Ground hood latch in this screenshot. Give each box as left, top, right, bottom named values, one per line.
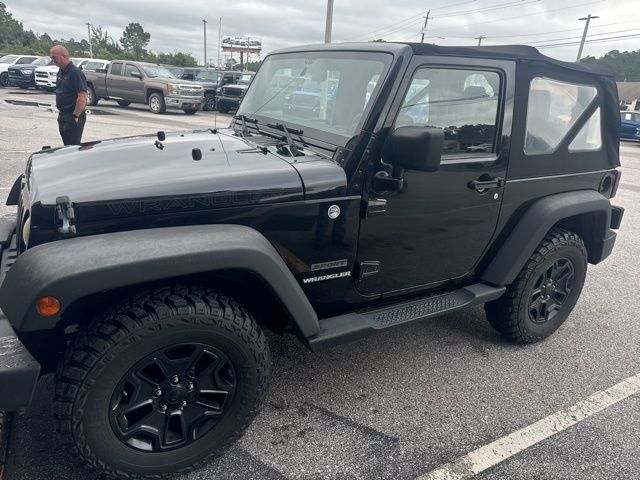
left=56, top=196, right=76, bottom=235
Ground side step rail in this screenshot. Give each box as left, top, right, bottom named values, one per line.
left=308, top=283, right=505, bottom=350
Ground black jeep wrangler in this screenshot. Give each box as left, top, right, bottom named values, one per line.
left=0, top=42, right=623, bottom=479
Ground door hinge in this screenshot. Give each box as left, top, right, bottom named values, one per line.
left=56, top=196, right=77, bottom=235
left=361, top=198, right=387, bottom=218
left=356, top=261, right=380, bottom=279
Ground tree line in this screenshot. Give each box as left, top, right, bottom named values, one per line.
left=0, top=2, right=245, bottom=68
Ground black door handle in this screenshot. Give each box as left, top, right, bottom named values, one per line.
left=468, top=176, right=505, bottom=192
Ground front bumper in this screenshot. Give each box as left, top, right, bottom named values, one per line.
left=0, top=218, right=40, bottom=411
left=217, top=96, right=241, bottom=110
left=8, top=73, right=34, bottom=88
left=165, top=96, right=203, bottom=110
left=35, top=75, right=56, bottom=88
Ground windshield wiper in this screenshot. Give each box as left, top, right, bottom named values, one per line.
left=266, top=123, right=303, bottom=157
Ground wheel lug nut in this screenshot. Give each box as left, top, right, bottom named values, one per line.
left=187, top=382, right=194, bottom=391
left=181, top=400, right=187, bottom=408
left=171, top=375, right=180, bottom=384
left=160, top=404, right=167, bottom=412
left=155, top=388, right=163, bottom=397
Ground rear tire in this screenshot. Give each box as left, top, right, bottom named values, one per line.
left=0, top=72, right=8, bottom=87
left=54, top=285, right=271, bottom=480
left=86, top=85, right=99, bottom=106
left=117, top=100, right=131, bottom=107
left=183, top=108, right=198, bottom=115
left=148, top=93, right=166, bottom=114
left=485, top=227, right=587, bottom=343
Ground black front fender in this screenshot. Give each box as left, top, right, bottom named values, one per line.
left=0, top=225, right=320, bottom=336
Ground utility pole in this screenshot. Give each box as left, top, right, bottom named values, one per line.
left=202, top=19, right=208, bottom=67
left=325, top=0, right=334, bottom=43
left=218, top=17, right=222, bottom=67
left=420, top=11, right=431, bottom=43
left=86, top=22, right=93, bottom=58
left=577, top=14, right=599, bottom=62
left=475, top=35, right=486, bottom=46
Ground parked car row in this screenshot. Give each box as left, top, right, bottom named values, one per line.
left=620, top=110, right=640, bottom=142
left=1, top=52, right=255, bottom=115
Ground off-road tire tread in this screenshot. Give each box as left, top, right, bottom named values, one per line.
left=54, top=285, right=271, bottom=480
left=485, top=227, right=587, bottom=344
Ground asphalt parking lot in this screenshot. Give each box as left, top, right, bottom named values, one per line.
left=1, top=86, right=639, bottom=480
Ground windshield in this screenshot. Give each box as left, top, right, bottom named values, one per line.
left=33, top=56, right=51, bottom=66
left=196, top=70, right=222, bottom=82
left=0, top=55, right=18, bottom=64
left=143, top=66, right=176, bottom=78
left=239, top=51, right=390, bottom=140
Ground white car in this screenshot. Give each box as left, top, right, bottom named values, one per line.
left=34, top=57, right=107, bottom=90
left=0, top=54, right=39, bottom=87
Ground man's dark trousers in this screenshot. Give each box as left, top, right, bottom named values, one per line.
left=57, top=112, right=86, bottom=145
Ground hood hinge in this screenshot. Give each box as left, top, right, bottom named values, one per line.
left=56, top=196, right=77, bottom=235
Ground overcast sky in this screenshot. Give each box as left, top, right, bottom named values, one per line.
left=5, top=0, right=639, bottom=64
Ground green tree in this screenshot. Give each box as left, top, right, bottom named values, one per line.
left=156, top=51, right=197, bottom=66
left=119, top=22, right=150, bottom=60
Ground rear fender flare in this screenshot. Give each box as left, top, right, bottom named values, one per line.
left=481, top=190, right=612, bottom=286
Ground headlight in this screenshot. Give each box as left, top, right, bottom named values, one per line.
left=21, top=69, right=32, bottom=75
left=168, top=84, right=180, bottom=95
left=22, top=215, right=31, bottom=248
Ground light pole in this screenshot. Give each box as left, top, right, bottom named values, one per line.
left=202, top=19, right=208, bottom=67
left=218, top=17, right=222, bottom=67
left=325, top=0, right=334, bottom=43
left=475, top=35, right=486, bottom=46
left=577, top=14, right=599, bottom=62
left=86, top=22, right=93, bottom=58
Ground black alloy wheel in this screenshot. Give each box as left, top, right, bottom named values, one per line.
left=485, top=228, right=587, bottom=343
left=204, top=93, right=216, bottom=111
left=54, top=286, right=271, bottom=480
left=528, top=258, right=574, bottom=324
left=109, top=343, right=236, bottom=452
left=0, top=72, right=8, bottom=87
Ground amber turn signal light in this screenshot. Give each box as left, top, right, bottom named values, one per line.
left=36, top=296, right=61, bottom=316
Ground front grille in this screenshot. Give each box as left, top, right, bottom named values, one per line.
left=178, top=85, right=203, bottom=98
left=222, top=88, right=243, bottom=97
left=35, top=72, right=48, bottom=78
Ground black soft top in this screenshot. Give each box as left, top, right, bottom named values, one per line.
left=271, top=42, right=614, bottom=78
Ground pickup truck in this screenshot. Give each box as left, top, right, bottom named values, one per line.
left=83, top=61, right=204, bottom=114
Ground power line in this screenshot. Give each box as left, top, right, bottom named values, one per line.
left=435, top=0, right=541, bottom=19
left=536, top=33, right=640, bottom=49
left=527, top=28, right=639, bottom=45
left=471, top=17, right=640, bottom=39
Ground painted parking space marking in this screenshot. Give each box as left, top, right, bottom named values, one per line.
left=417, top=372, right=640, bottom=480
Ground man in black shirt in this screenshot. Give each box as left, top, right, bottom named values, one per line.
left=50, top=45, right=88, bottom=145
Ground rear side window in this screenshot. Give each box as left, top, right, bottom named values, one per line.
left=395, top=67, right=501, bottom=155
left=111, top=62, right=123, bottom=76
left=524, top=77, right=598, bottom=155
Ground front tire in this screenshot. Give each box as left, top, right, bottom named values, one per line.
left=485, top=228, right=587, bottom=343
left=0, top=72, right=9, bottom=87
left=54, top=286, right=271, bottom=480
left=203, top=93, right=216, bottom=111
left=86, top=85, right=99, bottom=106
left=148, top=93, right=166, bottom=114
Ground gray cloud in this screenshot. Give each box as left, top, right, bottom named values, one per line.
left=5, top=0, right=637, bottom=64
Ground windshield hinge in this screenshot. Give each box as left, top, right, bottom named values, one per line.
left=56, top=196, right=77, bottom=235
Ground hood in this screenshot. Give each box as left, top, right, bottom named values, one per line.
left=8, top=64, right=38, bottom=72
left=28, top=130, right=305, bottom=221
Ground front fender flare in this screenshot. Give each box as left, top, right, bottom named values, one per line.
left=0, top=225, right=319, bottom=336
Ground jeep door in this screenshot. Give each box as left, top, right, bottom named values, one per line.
left=356, top=57, right=514, bottom=296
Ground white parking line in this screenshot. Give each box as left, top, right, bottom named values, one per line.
left=417, top=373, right=640, bottom=480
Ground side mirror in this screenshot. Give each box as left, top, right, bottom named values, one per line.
left=131, top=71, right=142, bottom=79
left=382, top=126, right=444, bottom=172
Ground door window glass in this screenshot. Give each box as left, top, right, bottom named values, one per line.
left=395, top=67, right=501, bottom=155
left=524, top=77, right=597, bottom=155
left=111, top=62, right=123, bottom=75
left=124, top=64, right=141, bottom=77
